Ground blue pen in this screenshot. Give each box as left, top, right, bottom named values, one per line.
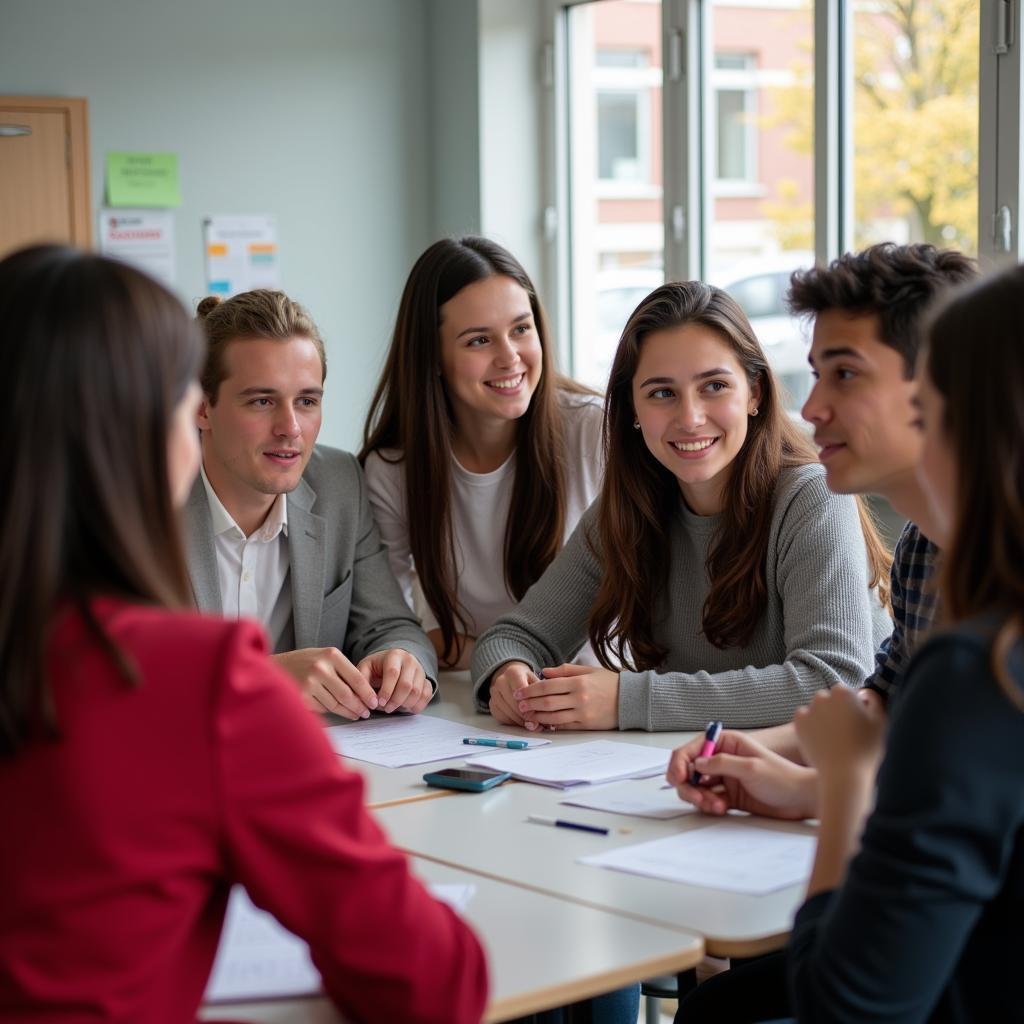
left=463, top=737, right=529, bottom=750
left=689, top=720, right=724, bottom=786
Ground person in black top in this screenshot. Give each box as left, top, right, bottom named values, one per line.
left=787, top=264, right=1024, bottom=1022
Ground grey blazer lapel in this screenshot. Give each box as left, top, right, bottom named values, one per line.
left=287, top=477, right=326, bottom=650
left=182, top=478, right=222, bottom=613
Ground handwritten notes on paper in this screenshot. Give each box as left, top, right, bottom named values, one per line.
left=325, top=715, right=548, bottom=768
left=464, top=740, right=670, bottom=789
left=579, top=822, right=816, bottom=895
left=106, top=152, right=181, bottom=207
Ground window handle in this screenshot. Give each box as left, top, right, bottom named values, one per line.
left=994, top=205, right=1013, bottom=252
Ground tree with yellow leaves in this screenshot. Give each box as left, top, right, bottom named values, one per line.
left=761, top=0, right=978, bottom=253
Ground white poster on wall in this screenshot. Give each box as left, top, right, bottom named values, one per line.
left=98, top=209, right=176, bottom=287
left=203, top=214, right=279, bottom=297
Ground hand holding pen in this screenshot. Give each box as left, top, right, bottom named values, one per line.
left=666, top=727, right=819, bottom=820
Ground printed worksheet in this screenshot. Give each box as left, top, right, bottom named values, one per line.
left=326, top=715, right=548, bottom=768
left=579, top=822, right=816, bottom=894
left=204, top=888, right=320, bottom=1003
left=465, top=740, right=670, bottom=788
left=205, top=883, right=477, bottom=1003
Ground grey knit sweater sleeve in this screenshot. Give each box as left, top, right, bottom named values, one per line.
left=472, top=466, right=891, bottom=728
left=618, top=469, right=891, bottom=730
left=470, top=503, right=602, bottom=711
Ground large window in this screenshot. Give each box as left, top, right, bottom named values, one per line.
left=714, top=53, right=758, bottom=186
left=564, top=0, right=664, bottom=390
left=547, top=0, right=993, bottom=411
left=852, top=0, right=979, bottom=253
left=708, top=0, right=815, bottom=409
left=596, top=47, right=654, bottom=185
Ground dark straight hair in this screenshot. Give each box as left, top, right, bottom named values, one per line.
left=588, top=281, right=890, bottom=669
left=787, top=243, right=977, bottom=375
left=0, top=246, right=203, bottom=756
left=360, top=236, right=592, bottom=665
left=925, top=265, right=1024, bottom=706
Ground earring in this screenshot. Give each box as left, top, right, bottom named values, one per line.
left=633, top=420, right=641, bottom=430
left=750, top=407, right=759, bottom=417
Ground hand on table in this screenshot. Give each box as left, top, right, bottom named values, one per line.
left=514, top=664, right=620, bottom=731
left=357, top=648, right=433, bottom=714
left=666, top=730, right=818, bottom=820
left=273, top=647, right=379, bottom=720
left=488, top=662, right=534, bottom=726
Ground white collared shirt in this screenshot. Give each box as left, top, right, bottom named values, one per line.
left=200, top=465, right=292, bottom=645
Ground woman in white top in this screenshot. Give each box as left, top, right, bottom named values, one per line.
left=360, top=236, right=603, bottom=670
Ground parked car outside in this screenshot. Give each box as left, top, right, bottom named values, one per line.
left=584, top=253, right=814, bottom=413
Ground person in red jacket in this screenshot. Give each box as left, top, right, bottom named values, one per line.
left=0, top=244, right=489, bottom=1024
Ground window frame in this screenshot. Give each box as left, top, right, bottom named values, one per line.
left=541, top=0, right=1016, bottom=371
left=712, top=52, right=761, bottom=191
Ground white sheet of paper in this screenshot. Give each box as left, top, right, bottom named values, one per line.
left=579, top=822, right=816, bottom=895
left=429, top=883, right=477, bottom=913
left=204, top=881, right=477, bottom=1004
left=464, top=740, right=670, bottom=789
left=325, top=715, right=549, bottom=768
left=560, top=780, right=697, bottom=819
left=205, top=888, right=320, bottom=1003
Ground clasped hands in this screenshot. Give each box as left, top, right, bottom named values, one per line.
left=488, top=661, right=620, bottom=731
left=666, top=685, right=887, bottom=820
left=273, top=646, right=432, bottom=720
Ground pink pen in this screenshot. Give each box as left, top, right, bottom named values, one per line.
left=689, top=720, right=724, bottom=786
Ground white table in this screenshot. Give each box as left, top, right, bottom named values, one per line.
left=331, top=672, right=701, bottom=808
left=201, top=857, right=704, bottom=1023
left=203, top=668, right=812, bottom=1024
left=374, top=774, right=815, bottom=958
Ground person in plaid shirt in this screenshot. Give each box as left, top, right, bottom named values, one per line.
left=664, top=244, right=974, bottom=1024
left=863, top=520, right=938, bottom=703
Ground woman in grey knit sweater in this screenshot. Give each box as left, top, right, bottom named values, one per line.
left=470, top=281, right=892, bottom=732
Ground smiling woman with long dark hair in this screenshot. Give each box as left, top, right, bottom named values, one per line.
left=361, top=236, right=603, bottom=671
left=472, top=280, right=891, bottom=731
left=0, top=245, right=487, bottom=1023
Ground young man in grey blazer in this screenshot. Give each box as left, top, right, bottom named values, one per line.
left=183, top=290, right=437, bottom=719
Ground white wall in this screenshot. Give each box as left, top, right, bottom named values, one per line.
left=427, top=0, right=550, bottom=295
left=1, top=0, right=432, bottom=449
left=428, top=0, right=483, bottom=238
left=478, top=0, right=547, bottom=292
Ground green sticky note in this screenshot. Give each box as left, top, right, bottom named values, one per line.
left=106, top=152, right=181, bottom=208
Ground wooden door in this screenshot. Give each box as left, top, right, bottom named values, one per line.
left=0, top=97, right=91, bottom=258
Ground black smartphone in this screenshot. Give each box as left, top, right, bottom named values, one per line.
left=422, top=768, right=513, bottom=792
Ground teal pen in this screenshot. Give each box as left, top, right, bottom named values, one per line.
left=463, top=737, right=529, bottom=750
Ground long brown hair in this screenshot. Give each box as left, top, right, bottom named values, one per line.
left=0, top=246, right=203, bottom=756
left=360, top=236, right=591, bottom=664
left=925, top=266, right=1024, bottom=706
left=588, top=281, right=890, bottom=670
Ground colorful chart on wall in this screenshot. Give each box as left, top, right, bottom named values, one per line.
left=203, top=214, right=280, bottom=297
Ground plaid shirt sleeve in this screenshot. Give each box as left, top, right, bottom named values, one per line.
left=864, top=520, right=938, bottom=703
